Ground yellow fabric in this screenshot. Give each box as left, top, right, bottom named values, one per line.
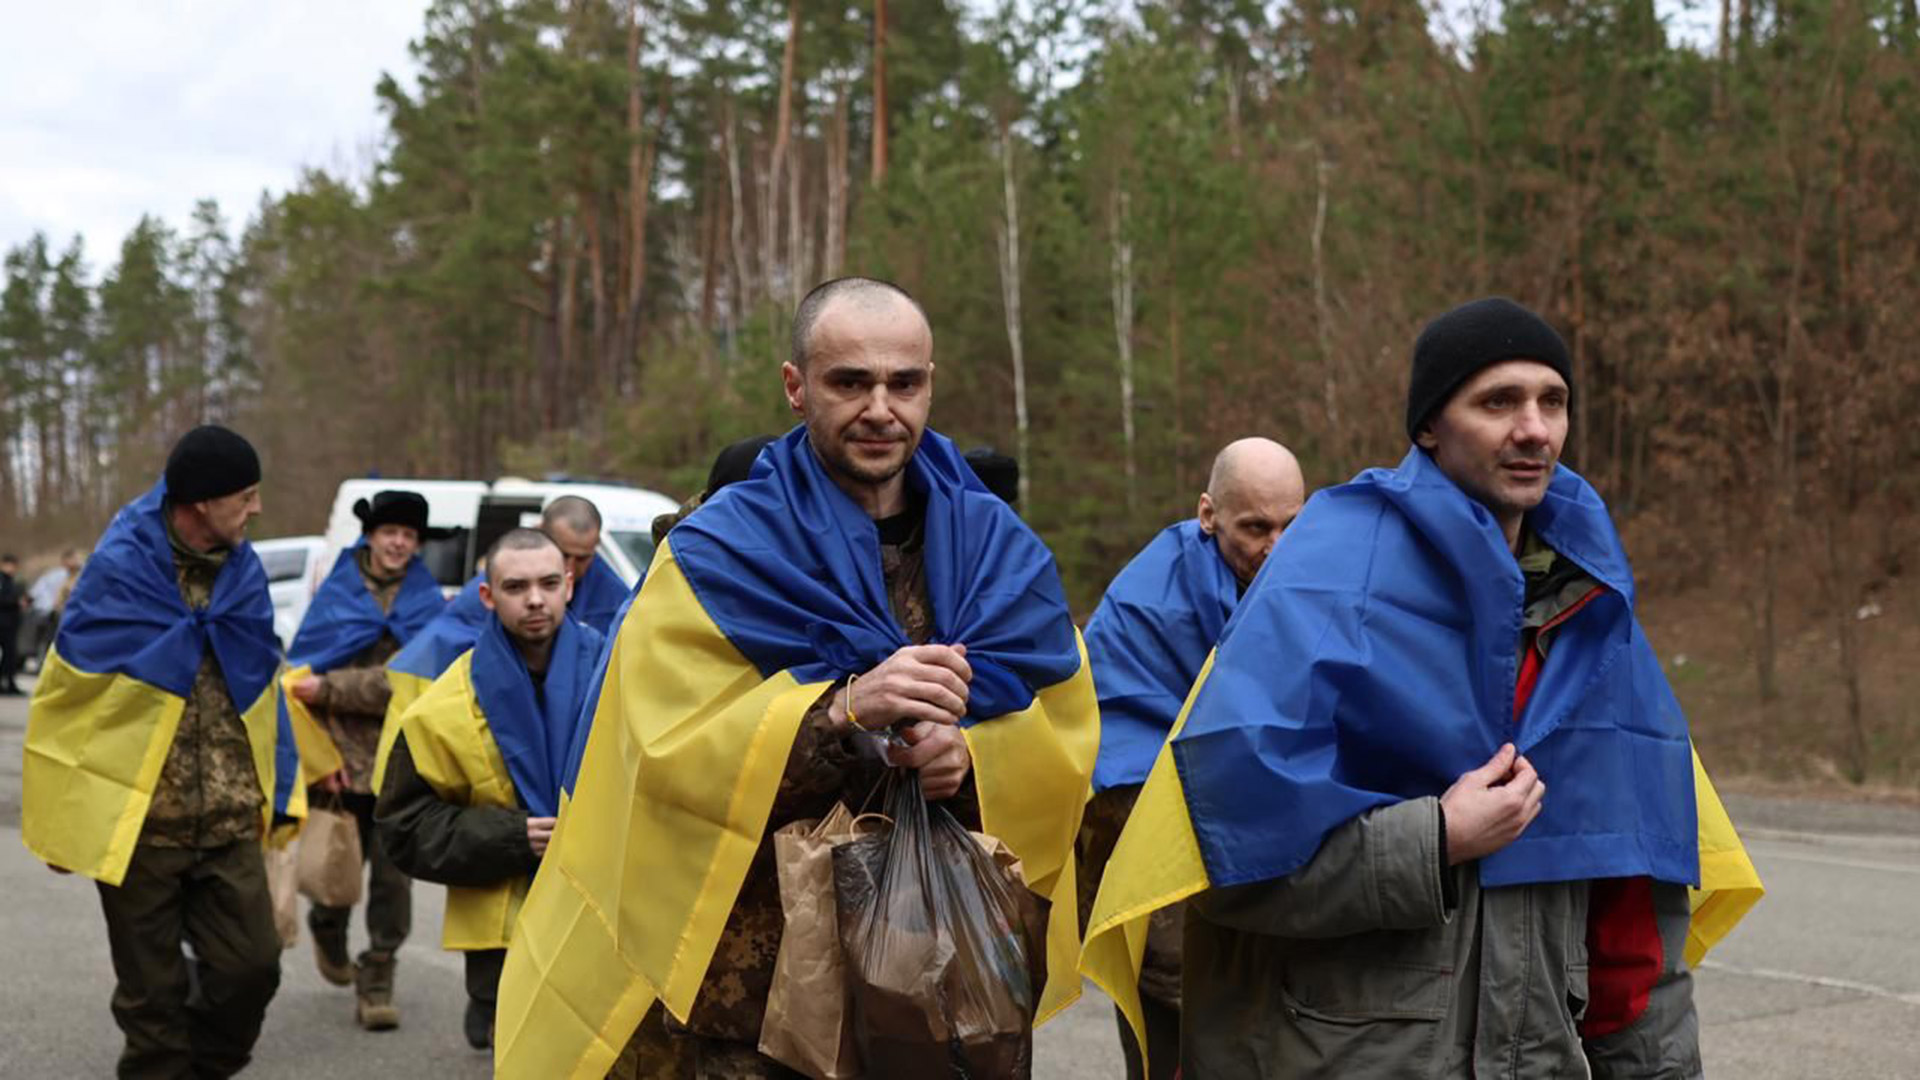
left=22, top=646, right=280, bottom=885
left=280, top=665, right=344, bottom=783
left=399, top=652, right=530, bottom=951
left=1686, top=746, right=1765, bottom=967
left=1081, top=651, right=1765, bottom=1066
left=372, top=667, right=435, bottom=794
left=493, top=539, right=1100, bottom=1079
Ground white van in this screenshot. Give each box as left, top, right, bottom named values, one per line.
left=319, top=478, right=681, bottom=591
left=252, top=535, right=329, bottom=649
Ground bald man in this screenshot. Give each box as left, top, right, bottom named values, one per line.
left=1078, top=437, right=1307, bottom=1080
left=540, top=496, right=627, bottom=635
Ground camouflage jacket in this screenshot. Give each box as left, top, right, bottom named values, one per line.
left=679, top=505, right=982, bottom=1046
left=142, top=520, right=265, bottom=849
left=308, top=548, right=404, bottom=794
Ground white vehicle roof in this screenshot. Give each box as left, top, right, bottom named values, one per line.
left=321, top=477, right=681, bottom=588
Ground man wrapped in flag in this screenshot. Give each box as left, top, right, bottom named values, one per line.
left=22, top=425, right=286, bottom=1079
left=1078, top=436, right=1304, bottom=1080
left=371, top=572, right=489, bottom=793
left=541, top=495, right=629, bottom=636
left=375, top=528, right=604, bottom=1052
left=1083, top=298, right=1763, bottom=1079
left=280, top=489, right=447, bottom=1028
left=496, top=277, right=1099, bottom=1078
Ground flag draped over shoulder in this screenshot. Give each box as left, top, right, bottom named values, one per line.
left=467, top=614, right=603, bottom=818
left=1082, top=449, right=1763, bottom=1047
left=495, top=427, right=1099, bottom=1080
left=22, top=481, right=282, bottom=884
left=372, top=574, right=489, bottom=791
left=1083, top=520, right=1238, bottom=793
left=557, top=585, right=640, bottom=799
left=567, top=555, right=628, bottom=637
left=279, top=543, right=445, bottom=785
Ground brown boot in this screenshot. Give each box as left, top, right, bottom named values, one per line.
left=354, top=950, right=400, bottom=1031
left=312, top=926, right=354, bottom=987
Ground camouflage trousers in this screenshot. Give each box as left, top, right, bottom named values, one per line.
left=608, top=1009, right=809, bottom=1080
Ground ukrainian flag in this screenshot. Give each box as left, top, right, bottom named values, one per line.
left=372, top=574, right=490, bottom=791
left=1081, top=451, right=1764, bottom=1054
left=22, top=481, right=285, bottom=883
left=494, top=428, right=1099, bottom=1078
left=567, top=555, right=628, bottom=637
left=279, top=541, right=446, bottom=789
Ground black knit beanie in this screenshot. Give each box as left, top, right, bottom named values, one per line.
left=1405, top=297, right=1572, bottom=442
left=164, top=425, right=261, bottom=503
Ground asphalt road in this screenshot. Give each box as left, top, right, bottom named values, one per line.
left=2, top=679, right=1916, bottom=1078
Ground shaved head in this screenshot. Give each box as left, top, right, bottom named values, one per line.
left=1199, top=438, right=1308, bottom=587
left=791, top=277, right=931, bottom=371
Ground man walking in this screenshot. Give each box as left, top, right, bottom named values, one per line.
left=1083, top=298, right=1763, bottom=1079
left=376, top=528, right=603, bottom=1050
left=1078, top=436, right=1305, bottom=1080
left=0, top=553, right=25, bottom=694
left=495, top=277, right=1100, bottom=1078
left=541, top=494, right=628, bottom=635
left=283, top=489, right=447, bottom=1029
left=22, top=425, right=284, bottom=1079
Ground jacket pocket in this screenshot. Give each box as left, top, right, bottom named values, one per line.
left=1276, top=958, right=1452, bottom=1078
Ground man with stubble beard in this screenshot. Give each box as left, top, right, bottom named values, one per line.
left=497, top=277, right=1098, bottom=1079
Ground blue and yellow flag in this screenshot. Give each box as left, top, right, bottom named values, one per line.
left=1083, top=520, right=1237, bottom=793
left=556, top=585, right=640, bottom=799
left=396, top=613, right=603, bottom=949
left=22, top=481, right=283, bottom=884
left=567, top=555, right=628, bottom=637
left=372, top=574, right=489, bottom=791
left=494, top=427, right=1099, bottom=1079
left=1082, top=450, right=1763, bottom=1049
left=279, top=541, right=445, bottom=786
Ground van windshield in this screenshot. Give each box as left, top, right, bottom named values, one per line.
left=609, top=530, right=657, bottom=576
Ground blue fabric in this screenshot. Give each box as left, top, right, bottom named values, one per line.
left=56, top=480, right=280, bottom=710
left=559, top=585, right=640, bottom=796
left=390, top=575, right=489, bottom=681
left=669, top=426, right=1081, bottom=723
left=1086, top=521, right=1238, bottom=793
left=54, top=482, right=291, bottom=815
left=288, top=544, right=446, bottom=673
left=1171, top=447, right=1699, bottom=891
left=470, top=615, right=604, bottom=817
left=568, top=556, right=629, bottom=636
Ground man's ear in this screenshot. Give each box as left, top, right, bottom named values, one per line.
left=1197, top=492, right=1217, bottom=535
left=478, top=581, right=497, bottom=612
left=781, top=361, right=806, bottom=415
left=1414, top=422, right=1439, bottom=451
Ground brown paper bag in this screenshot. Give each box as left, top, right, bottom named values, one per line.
left=265, top=845, right=301, bottom=949
left=295, top=800, right=363, bottom=908
left=760, top=803, right=865, bottom=1079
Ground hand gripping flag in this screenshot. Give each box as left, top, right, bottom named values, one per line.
left=493, top=427, right=1099, bottom=1079
left=567, top=554, right=629, bottom=637
left=22, top=481, right=283, bottom=883
left=372, top=574, right=489, bottom=791
left=1081, top=449, right=1763, bottom=1056
left=277, top=542, right=445, bottom=795
left=1084, top=520, right=1238, bottom=793
left=395, top=613, right=602, bottom=949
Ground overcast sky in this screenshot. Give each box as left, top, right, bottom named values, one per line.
left=3, top=1, right=1716, bottom=278
left=0, top=0, right=429, bottom=273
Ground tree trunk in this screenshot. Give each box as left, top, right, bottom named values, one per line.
left=1311, top=145, right=1337, bottom=432
left=826, top=85, right=850, bottom=279
left=1109, top=188, right=1138, bottom=516
left=725, top=105, right=748, bottom=358
left=993, top=124, right=1030, bottom=514
left=871, top=0, right=889, bottom=185
left=768, top=0, right=801, bottom=311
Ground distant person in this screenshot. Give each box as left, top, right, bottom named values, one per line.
left=22, top=425, right=283, bottom=1079
left=284, top=490, right=448, bottom=1030
left=496, top=277, right=1099, bottom=1077
left=540, top=494, right=626, bottom=635
left=26, top=547, right=84, bottom=672
left=376, top=528, right=603, bottom=1051
left=1077, top=436, right=1306, bottom=1080
left=1083, top=297, right=1764, bottom=1079
left=0, top=553, right=22, bottom=694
